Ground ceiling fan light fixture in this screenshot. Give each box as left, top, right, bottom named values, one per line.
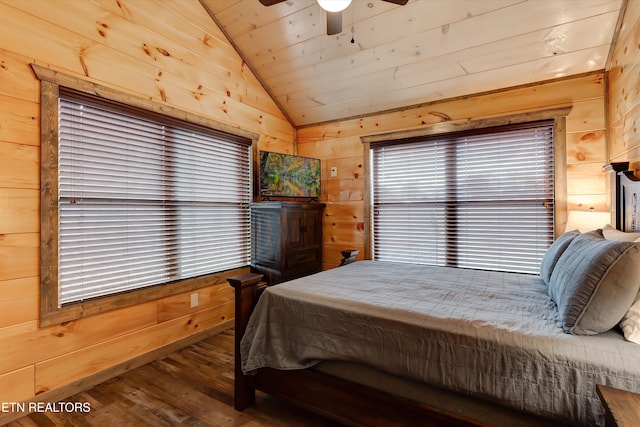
left=317, top=0, right=352, bottom=12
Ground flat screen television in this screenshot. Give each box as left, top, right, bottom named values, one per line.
left=259, top=151, right=321, bottom=199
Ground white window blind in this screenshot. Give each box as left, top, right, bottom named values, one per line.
left=58, top=89, right=251, bottom=306
left=371, top=121, right=554, bottom=274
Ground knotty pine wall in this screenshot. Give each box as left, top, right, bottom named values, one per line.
left=298, top=73, right=608, bottom=269
left=608, top=0, right=640, bottom=167
left=0, top=0, right=294, bottom=417
left=0, top=0, right=633, bottom=416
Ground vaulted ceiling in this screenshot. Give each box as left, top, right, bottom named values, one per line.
left=202, top=0, right=624, bottom=127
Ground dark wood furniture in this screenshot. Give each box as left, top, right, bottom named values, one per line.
left=339, top=249, right=359, bottom=266
left=250, top=202, right=324, bottom=285
left=597, top=385, right=640, bottom=427
left=227, top=164, right=640, bottom=427
left=228, top=272, right=487, bottom=427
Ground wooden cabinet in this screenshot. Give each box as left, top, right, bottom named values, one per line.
left=251, top=202, right=325, bottom=285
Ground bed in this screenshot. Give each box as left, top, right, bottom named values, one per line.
left=228, top=162, right=640, bottom=427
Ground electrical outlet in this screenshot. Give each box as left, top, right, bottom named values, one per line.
left=190, top=293, right=199, bottom=308
left=330, top=166, right=338, bottom=177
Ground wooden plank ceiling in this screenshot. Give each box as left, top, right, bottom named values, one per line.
left=201, top=0, right=624, bottom=127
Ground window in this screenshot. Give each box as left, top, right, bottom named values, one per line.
left=370, top=121, right=555, bottom=274
left=57, top=89, right=252, bottom=305
left=34, top=65, right=258, bottom=325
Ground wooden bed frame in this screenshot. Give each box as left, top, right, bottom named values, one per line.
left=227, top=273, right=487, bottom=427
left=227, top=162, right=639, bottom=427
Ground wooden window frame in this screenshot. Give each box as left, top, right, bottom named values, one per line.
left=362, top=106, right=571, bottom=261
left=32, top=65, right=259, bottom=327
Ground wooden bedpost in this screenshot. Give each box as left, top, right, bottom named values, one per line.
left=227, top=273, right=267, bottom=410
left=604, top=162, right=629, bottom=229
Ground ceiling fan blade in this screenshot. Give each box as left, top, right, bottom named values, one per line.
left=258, top=0, right=287, bottom=5
left=326, top=11, right=342, bottom=35
left=381, top=0, right=409, bottom=4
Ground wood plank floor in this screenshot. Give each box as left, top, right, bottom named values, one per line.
left=6, top=329, right=343, bottom=427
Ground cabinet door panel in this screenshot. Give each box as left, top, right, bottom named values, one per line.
left=302, top=211, right=321, bottom=246
left=286, top=210, right=305, bottom=249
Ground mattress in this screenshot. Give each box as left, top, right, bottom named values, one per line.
left=240, top=261, right=640, bottom=425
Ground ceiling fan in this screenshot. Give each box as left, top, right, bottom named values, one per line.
left=259, top=0, right=409, bottom=35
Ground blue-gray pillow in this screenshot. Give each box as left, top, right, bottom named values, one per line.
left=539, top=230, right=580, bottom=285
left=548, top=231, right=640, bottom=335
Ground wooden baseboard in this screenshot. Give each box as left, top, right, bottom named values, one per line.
left=0, top=320, right=233, bottom=425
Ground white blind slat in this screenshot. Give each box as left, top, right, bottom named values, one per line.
left=57, top=92, right=251, bottom=305
left=371, top=121, right=554, bottom=274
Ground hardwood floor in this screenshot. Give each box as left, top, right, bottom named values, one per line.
left=6, top=329, right=342, bottom=427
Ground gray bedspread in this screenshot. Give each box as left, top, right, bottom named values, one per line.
left=240, top=261, right=640, bottom=426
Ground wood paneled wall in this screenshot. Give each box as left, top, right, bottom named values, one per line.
left=0, top=0, right=633, bottom=417
left=0, top=0, right=294, bottom=419
left=608, top=0, right=640, bottom=167
left=297, top=73, right=609, bottom=269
